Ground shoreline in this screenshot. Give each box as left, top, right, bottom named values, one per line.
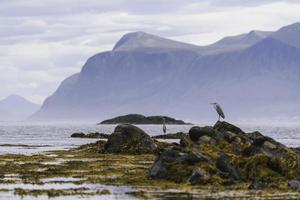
left=0, top=121, right=299, bottom=199
left=0, top=141, right=298, bottom=199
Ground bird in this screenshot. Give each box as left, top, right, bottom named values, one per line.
left=210, top=102, right=225, bottom=121
left=162, top=117, right=167, bottom=134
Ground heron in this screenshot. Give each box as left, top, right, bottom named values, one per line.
left=162, top=118, right=167, bottom=134
left=210, top=102, right=225, bottom=121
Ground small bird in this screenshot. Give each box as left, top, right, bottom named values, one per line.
left=210, top=102, right=225, bottom=121
left=162, top=118, right=167, bottom=134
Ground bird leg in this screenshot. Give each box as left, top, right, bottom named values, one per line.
left=218, top=115, right=220, bottom=121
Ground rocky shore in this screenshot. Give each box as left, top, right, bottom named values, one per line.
left=102, top=121, right=300, bottom=191
left=71, top=132, right=110, bottom=139
left=0, top=121, right=299, bottom=199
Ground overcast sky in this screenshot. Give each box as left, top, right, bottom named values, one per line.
left=1, top=0, right=300, bottom=104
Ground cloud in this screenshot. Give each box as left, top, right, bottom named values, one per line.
left=0, top=0, right=300, bottom=104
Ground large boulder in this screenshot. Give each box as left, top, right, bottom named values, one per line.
left=243, top=135, right=292, bottom=158
left=213, top=121, right=244, bottom=134
left=104, top=124, right=156, bottom=154
left=189, top=126, right=224, bottom=143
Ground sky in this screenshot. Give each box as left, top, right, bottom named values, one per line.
left=1, top=0, right=300, bottom=104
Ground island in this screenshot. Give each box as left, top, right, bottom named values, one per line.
left=98, top=114, right=191, bottom=125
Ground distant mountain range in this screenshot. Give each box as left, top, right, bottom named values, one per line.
left=31, top=22, right=300, bottom=122
left=0, top=95, right=40, bottom=121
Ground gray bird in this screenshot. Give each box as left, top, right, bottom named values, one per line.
left=210, top=103, right=225, bottom=121
left=162, top=118, right=167, bottom=134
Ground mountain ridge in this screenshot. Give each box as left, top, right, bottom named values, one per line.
left=112, top=31, right=200, bottom=51
left=31, top=22, right=300, bottom=122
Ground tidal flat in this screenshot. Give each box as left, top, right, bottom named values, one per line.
left=0, top=140, right=299, bottom=199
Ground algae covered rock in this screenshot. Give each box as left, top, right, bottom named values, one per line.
left=148, top=121, right=300, bottom=187
left=188, top=168, right=210, bottom=185
left=71, top=132, right=109, bottom=138
left=288, top=180, right=300, bottom=190
left=247, top=131, right=264, bottom=141
left=85, top=132, right=110, bottom=138
left=179, top=134, right=197, bottom=148
left=149, top=148, right=209, bottom=182
left=104, top=124, right=156, bottom=154
left=152, top=132, right=186, bottom=139
left=249, top=182, right=271, bottom=190
left=71, top=132, right=85, bottom=138
left=243, top=135, right=291, bottom=158
left=216, top=154, right=241, bottom=181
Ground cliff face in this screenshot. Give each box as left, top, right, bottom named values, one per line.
left=32, top=24, right=300, bottom=121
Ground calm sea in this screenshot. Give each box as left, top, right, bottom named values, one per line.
left=0, top=122, right=299, bottom=154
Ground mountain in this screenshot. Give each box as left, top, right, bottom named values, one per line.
left=113, top=31, right=200, bottom=52
left=0, top=95, right=40, bottom=121
left=32, top=22, right=300, bottom=122
left=270, top=22, right=300, bottom=48
left=202, top=30, right=272, bottom=54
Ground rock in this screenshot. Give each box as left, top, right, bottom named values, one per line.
left=249, top=182, right=270, bottom=190
left=147, top=121, right=300, bottom=187
left=104, top=124, right=156, bottom=154
left=198, top=135, right=217, bottom=145
left=152, top=132, right=186, bottom=139
left=71, top=132, right=109, bottom=139
left=199, top=135, right=212, bottom=143
left=183, top=152, right=209, bottom=165
left=188, top=126, right=224, bottom=143
left=216, top=154, right=241, bottom=181
left=188, top=168, right=210, bottom=185
left=247, top=131, right=264, bottom=141
left=86, top=132, right=110, bottom=138
left=180, top=135, right=194, bottom=148
left=231, top=141, right=243, bottom=155
left=233, top=137, right=242, bottom=144
left=263, top=141, right=277, bottom=150
left=288, top=180, right=300, bottom=190
left=243, top=136, right=290, bottom=158
left=189, top=126, right=215, bottom=142
left=291, top=147, right=300, bottom=155
left=213, top=121, right=244, bottom=134
left=229, top=136, right=250, bottom=155
left=71, top=132, right=85, bottom=138
left=149, top=149, right=208, bottom=182
left=223, top=131, right=236, bottom=142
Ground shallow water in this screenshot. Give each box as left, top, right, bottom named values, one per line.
left=0, top=182, right=134, bottom=200
left=0, top=122, right=299, bottom=154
